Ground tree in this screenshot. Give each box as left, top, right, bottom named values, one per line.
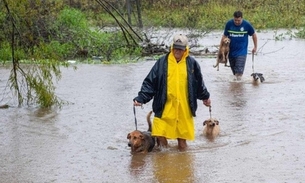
left=1, top=0, right=68, bottom=108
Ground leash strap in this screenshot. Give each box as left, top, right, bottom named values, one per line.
left=209, top=106, right=212, bottom=119
left=252, top=52, right=255, bottom=73
left=133, top=105, right=138, bottom=130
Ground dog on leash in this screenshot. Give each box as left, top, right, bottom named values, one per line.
left=251, top=73, right=265, bottom=83
left=213, top=37, right=230, bottom=71
left=203, top=118, right=220, bottom=139
left=127, top=111, right=155, bottom=153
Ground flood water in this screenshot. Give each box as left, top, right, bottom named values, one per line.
left=1, top=30, right=305, bottom=183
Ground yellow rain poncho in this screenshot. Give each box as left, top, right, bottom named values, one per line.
left=152, top=47, right=195, bottom=140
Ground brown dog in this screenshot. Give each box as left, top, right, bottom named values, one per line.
left=127, top=111, right=155, bottom=153
left=203, top=118, right=220, bottom=139
left=213, top=37, right=230, bottom=71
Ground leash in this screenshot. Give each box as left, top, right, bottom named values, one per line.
left=251, top=53, right=265, bottom=82
left=209, top=106, right=212, bottom=119
left=133, top=105, right=138, bottom=130
left=252, top=52, right=255, bottom=73
left=133, top=104, right=144, bottom=130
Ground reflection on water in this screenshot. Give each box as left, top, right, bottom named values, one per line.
left=152, top=152, right=194, bottom=183
left=129, top=153, right=148, bottom=176
left=30, top=107, right=59, bottom=120
left=228, top=81, right=246, bottom=108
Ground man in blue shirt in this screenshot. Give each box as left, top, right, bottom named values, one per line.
left=221, top=11, right=258, bottom=80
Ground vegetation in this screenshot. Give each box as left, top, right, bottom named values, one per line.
left=0, top=0, right=141, bottom=108
left=1, top=0, right=305, bottom=63
left=1, top=0, right=305, bottom=108
left=138, top=0, right=305, bottom=30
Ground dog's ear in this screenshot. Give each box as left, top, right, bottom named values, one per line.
left=203, top=120, right=207, bottom=126
left=127, top=133, right=131, bottom=139
left=259, top=75, right=265, bottom=82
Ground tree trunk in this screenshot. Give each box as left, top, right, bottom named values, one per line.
left=135, top=0, right=142, bottom=28
left=126, top=0, right=132, bottom=25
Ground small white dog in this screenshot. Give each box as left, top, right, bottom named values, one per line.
left=203, top=118, right=220, bottom=139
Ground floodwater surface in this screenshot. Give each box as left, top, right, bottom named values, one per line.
left=1, top=30, right=305, bottom=183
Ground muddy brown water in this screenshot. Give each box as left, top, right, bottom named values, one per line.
left=1, top=30, right=305, bottom=182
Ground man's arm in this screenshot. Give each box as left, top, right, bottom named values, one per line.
left=252, top=33, right=258, bottom=54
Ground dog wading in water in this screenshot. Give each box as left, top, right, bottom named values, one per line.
left=127, top=110, right=155, bottom=154
left=203, top=118, right=220, bottom=140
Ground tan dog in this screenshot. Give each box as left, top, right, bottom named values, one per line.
left=213, top=37, right=230, bottom=71
left=127, top=111, right=155, bottom=153
left=203, top=118, right=220, bottom=139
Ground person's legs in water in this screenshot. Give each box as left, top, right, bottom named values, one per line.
left=177, top=138, right=187, bottom=151
left=157, top=136, right=168, bottom=148
left=156, top=137, right=187, bottom=151
left=229, top=57, right=236, bottom=75
left=229, top=56, right=247, bottom=80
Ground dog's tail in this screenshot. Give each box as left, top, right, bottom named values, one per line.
left=146, top=111, right=153, bottom=132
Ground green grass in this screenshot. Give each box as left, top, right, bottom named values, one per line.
left=98, top=0, right=305, bottom=32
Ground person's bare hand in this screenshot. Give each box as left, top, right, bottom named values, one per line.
left=252, top=47, right=257, bottom=54
left=134, top=100, right=142, bottom=106
left=203, top=98, right=211, bottom=107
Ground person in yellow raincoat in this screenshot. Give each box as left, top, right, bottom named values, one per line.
left=133, top=34, right=211, bottom=150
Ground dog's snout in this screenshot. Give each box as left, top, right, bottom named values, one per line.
left=128, top=142, right=132, bottom=147
left=210, top=123, right=216, bottom=127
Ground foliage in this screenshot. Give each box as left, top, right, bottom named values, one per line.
left=0, top=1, right=142, bottom=107
left=57, top=7, right=88, bottom=30
left=49, top=7, right=142, bottom=61
left=295, top=28, right=305, bottom=39
left=0, top=42, right=13, bottom=61
left=7, top=59, right=70, bottom=108
left=136, top=0, right=305, bottom=38
left=295, top=15, right=305, bottom=39
left=0, top=0, right=70, bottom=108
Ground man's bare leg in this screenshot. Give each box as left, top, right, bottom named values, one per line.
left=235, top=73, right=243, bottom=81
left=177, top=138, right=187, bottom=151
left=157, top=136, right=168, bottom=148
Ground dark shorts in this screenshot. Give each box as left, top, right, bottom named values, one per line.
left=229, top=55, right=247, bottom=75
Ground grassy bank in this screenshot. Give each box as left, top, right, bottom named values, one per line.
left=140, top=0, right=305, bottom=30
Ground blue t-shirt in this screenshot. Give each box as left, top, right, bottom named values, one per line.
left=223, top=19, right=255, bottom=57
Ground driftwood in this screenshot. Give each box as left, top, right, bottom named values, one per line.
left=141, top=42, right=169, bottom=56
left=141, top=42, right=218, bottom=57
left=189, top=46, right=218, bottom=56
left=0, top=104, right=9, bottom=109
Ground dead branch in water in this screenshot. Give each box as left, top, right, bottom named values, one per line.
left=256, top=40, right=285, bottom=55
